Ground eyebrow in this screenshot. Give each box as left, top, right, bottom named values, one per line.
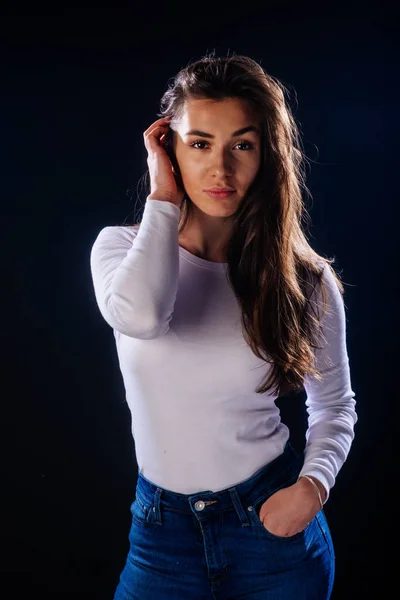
left=185, top=125, right=259, bottom=138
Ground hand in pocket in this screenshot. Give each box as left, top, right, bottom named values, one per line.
left=258, top=483, right=315, bottom=537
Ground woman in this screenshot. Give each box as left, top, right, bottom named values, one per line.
left=90, top=52, right=357, bottom=599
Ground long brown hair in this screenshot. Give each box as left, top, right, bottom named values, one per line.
left=124, top=51, right=344, bottom=397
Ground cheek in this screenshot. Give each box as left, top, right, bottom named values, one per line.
left=180, top=158, right=203, bottom=182
left=246, top=159, right=261, bottom=183
left=236, top=161, right=261, bottom=186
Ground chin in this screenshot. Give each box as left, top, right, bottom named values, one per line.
left=197, top=196, right=239, bottom=211
left=186, top=193, right=240, bottom=216
left=204, top=205, right=237, bottom=217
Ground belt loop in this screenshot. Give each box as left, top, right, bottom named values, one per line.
left=228, top=488, right=250, bottom=528
left=152, top=488, right=163, bottom=525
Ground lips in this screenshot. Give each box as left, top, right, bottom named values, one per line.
left=204, top=188, right=235, bottom=192
left=204, top=189, right=235, bottom=199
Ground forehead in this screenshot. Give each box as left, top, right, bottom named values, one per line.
left=179, top=97, right=257, bottom=125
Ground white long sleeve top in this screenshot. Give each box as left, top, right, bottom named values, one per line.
left=90, top=198, right=358, bottom=504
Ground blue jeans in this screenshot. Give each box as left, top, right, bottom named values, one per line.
left=113, top=441, right=335, bottom=599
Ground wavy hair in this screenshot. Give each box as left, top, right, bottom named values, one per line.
left=124, top=50, right=344, bottom=397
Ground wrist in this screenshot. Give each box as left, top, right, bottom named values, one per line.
left=298, top=476, right=327, bottom=505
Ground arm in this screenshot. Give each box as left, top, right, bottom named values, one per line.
left=89, top=199, right=181, bottom=338
left=297, top=263, right=358, bottom=505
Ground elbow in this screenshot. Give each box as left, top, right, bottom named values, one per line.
left=102, top=313, right=164, bottom=339
left=99, top=299, right=162, bottom=339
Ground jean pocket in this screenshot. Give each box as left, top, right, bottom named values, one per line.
left=130, top=494, right=152, bottom=527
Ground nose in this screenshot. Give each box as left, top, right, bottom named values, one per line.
left=209, top=151, right=234, bottom=177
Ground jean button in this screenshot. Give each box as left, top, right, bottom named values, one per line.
left=195, top=500, right=205, bottom=511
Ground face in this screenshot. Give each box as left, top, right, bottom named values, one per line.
left=171, top=97, right=262, bottom=218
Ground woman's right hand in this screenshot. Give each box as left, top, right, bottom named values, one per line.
left=143, top=116, right=185, bottom=207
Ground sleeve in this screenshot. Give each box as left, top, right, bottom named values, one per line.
left=297, top=263, right=358, bottom=504
left=89, top=198, right=181, bottom=339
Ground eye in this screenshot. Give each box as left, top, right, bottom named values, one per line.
left=190, top=140, right=255, bottom=151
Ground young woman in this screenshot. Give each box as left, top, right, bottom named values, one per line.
left=90, top=52, right=357, bottom=599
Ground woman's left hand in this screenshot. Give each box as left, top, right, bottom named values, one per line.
left=258, top=479, right=322, bottom=537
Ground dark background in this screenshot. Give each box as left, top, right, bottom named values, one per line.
left=2, top=4, right=395, bottom=599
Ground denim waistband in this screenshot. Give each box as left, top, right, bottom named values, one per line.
left=134, top=440, right=304, bottom=515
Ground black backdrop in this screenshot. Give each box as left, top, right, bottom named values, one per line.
left=2, top=4, right=395, bottom=599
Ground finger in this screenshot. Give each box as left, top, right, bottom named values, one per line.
left=144, top=124, right=170, bottom=139
left=143, top=125, right=171, bottom=151
left=143, top=117, right=172, bottom=136
left=144, top=126, right=171, bottom=153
